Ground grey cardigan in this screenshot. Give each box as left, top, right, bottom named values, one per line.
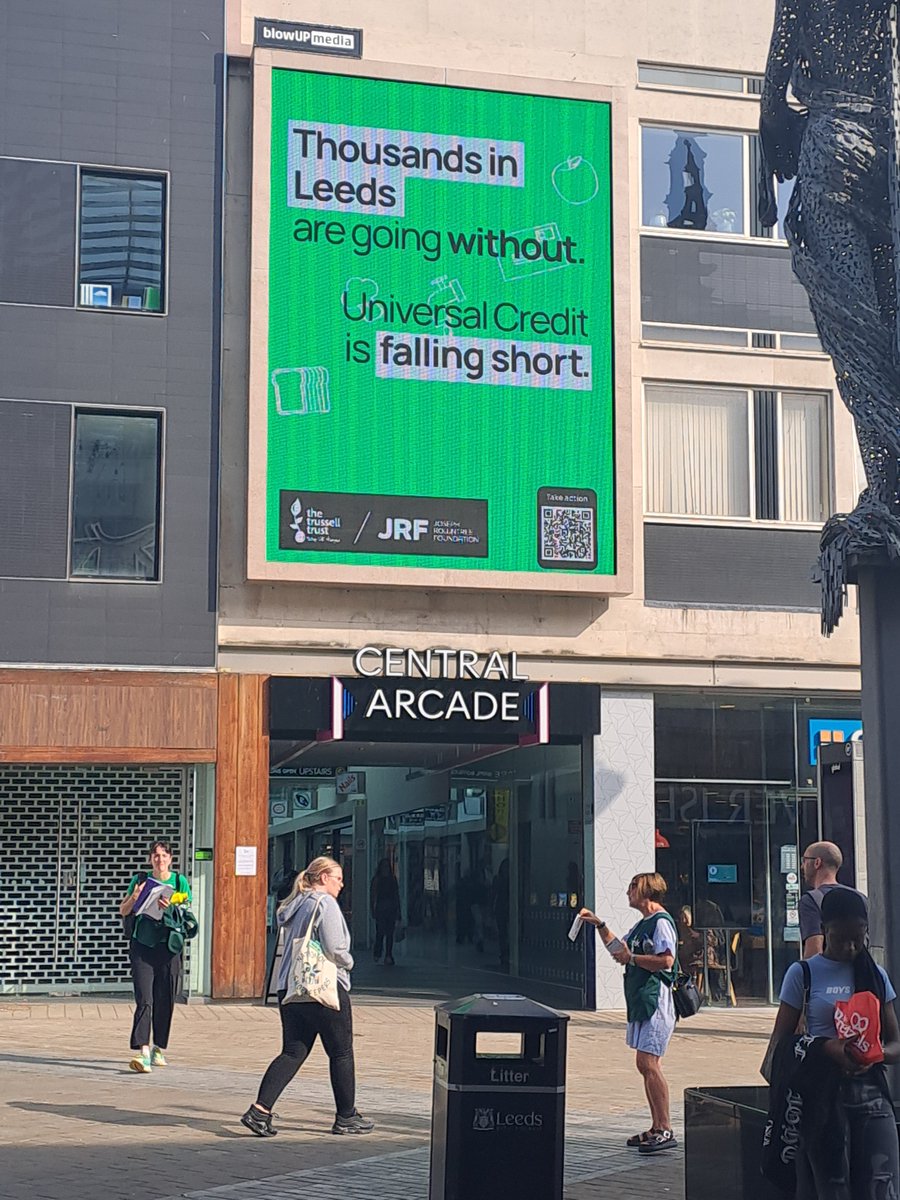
left=277, top=889, right=354, bottom=993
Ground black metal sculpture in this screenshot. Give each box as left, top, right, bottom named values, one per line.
left=760, top=0, right=900, bottom=632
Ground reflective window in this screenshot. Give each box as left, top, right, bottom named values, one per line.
left=70, top=410, right=162, bottom=580
left=776, top=177, right=795, bottom=241
left=655, top=694, right=796, bottom=782
left=638, top=64, right=747, bottom=93
left=78, top=172, right=166, bottom=312
left=642, top=324, right=750, bottom=348
left=642, top=127, right=745, bottom=234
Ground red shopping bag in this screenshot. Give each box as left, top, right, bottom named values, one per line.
left=834, top=991, right=884, bottom=1065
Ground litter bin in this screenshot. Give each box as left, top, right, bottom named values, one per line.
left=684, top=1086, right=782, bottom=1200
left=429, top=993, right=569, bottom=1200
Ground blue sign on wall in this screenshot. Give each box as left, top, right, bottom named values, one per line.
left=808, top=719, right=863, bottom=766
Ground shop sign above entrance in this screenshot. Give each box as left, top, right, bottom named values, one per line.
left=267, top=676, right=600, bottom=744
left=352, top=646, right=528, bottom=680
left=322, top=676, right=549, bottom=745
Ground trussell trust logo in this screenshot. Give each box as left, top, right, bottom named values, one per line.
left=472, top=1107, right=544, bottom=1131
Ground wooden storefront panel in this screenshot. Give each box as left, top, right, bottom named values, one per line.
left=0, top=670, right=217, bottom=758
left=212, top=673, right=269, bottom=999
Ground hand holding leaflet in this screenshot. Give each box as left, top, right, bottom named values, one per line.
left=133, top=879, right=175, bottom=922
left=578, top=907, right=627, bottom=957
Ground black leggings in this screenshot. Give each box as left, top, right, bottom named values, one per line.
left=374, top=912, right=396, bottom=959
left=257, top=987, right=356, bottom=1117
left=129, top=940, right=181, bottom=1051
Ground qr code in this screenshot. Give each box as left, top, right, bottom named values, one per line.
left=540, top=505, right=595, bottom=562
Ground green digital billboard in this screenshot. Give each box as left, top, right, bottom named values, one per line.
left=267, top=68, right=614, bottom=577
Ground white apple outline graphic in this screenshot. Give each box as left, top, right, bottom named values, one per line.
left=552, top=156, right=599, bottom=206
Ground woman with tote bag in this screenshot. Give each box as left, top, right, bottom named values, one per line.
left=241, top=856, right=374, bottom=1138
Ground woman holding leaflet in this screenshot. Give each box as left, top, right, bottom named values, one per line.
left=119, top=839, right=191, bottom=1074
left=580, top=872, right=679, bottom=1154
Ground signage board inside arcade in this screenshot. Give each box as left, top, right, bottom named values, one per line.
left=265, top=68, right=615, bottom=583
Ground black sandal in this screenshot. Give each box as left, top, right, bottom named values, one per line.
left=626, top=1128, right=655, bottom=1147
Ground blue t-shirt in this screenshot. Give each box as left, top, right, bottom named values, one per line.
left=780, top=954, right=896, bottom=1038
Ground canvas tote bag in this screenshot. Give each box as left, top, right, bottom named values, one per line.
left=284, top=894, right=341, bottom=1010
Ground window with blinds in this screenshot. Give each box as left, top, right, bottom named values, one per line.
left=645, top=384, right=831, bottom=525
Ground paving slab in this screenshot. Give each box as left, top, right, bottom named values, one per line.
left=0, top=999, right=773, bottom=1199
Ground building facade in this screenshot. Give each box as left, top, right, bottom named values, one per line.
left=218, top=0, right=863, bottom=1008
left=0, top=2, right=225, bottom=997
left=0, top=0, right=866, bottom=1008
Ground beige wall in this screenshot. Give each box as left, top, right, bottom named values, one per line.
left=220, top=0, right=862, bottom=691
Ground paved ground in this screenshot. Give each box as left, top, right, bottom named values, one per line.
left=0, top=999, right=774, bottom=1200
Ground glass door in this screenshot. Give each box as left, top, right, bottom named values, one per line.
left=764, top=790, right=820, bottom=1002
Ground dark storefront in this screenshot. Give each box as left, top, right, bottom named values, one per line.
left=654, top=692, right=862, bottom=1004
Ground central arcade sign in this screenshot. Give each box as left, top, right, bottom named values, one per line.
left=323, top=646, right=548, bottom=743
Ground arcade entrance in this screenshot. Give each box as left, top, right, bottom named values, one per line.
left=265, top=673, right=600, bottom=1008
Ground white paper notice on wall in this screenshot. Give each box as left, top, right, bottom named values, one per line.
left=235, top=845, right=258, bottom=876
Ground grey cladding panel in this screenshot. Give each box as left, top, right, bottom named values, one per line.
left=0, top=160, right=76, bottom=306
left=0, top=400, right=71, bottom=579
left=641, top=236, right=817, bottom=334
left=644, top=523, right=821, bottom=608
left=0, top=0, right=223, bottom=667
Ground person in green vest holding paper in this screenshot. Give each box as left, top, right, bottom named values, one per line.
left=580, top=872, right=678, bottom=1154
left=119, top=839, right=192, bottom=1074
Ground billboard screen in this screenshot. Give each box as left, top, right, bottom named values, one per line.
left=265, top=68, right=614, bottom=578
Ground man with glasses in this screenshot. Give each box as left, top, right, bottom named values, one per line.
left=798, top=841, right=867, bottom=959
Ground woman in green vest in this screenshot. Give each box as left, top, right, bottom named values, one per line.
left=580, top=872, right=678, bottom=1154
left=119, top=839, right=192, bottom=1073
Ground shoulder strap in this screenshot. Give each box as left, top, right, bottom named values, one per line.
left=300, top=894, right=326, bottom=950
left=635, top=911, right=680, bottom=981
left=800, top=958, right=812, bottom=1015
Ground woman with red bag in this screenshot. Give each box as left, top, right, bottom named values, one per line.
left=766, top=887, right=900, bottom=1197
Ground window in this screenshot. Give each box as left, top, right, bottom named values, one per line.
left=645, top=384, right=831, bottom=524
left=781, top=392, right=830, bottom=523
left=642, top=127, right=745, bottom=234
left=641, top=126, right=792, bottom=241
left=78, top=172, right=166, bottom=312
left=641, top=325, right=823, bottom=353
left=638, top=63, right=763, bottom=96
left=70, top=410, right=162, bottom=580
left=646, top=386, right=751, bottom=517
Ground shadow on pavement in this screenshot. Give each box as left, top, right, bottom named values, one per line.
left=9, top=1099, right=430, bottom=1141
left=11, top=1101, right=251, bottom=1137
left=0, top=1052, right=124, bottom=1072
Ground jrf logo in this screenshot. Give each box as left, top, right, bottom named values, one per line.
left=377, top=517, right=430, bottom=541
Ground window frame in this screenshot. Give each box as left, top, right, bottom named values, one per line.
left=75, top=166, right=169, bottom=317
left=640, top=323, right=825, bottom=356
left=642, top=382, right=833, bottom=531
left=639, top=121, right=789, bottom=246
left=637, top=62, right=764, bottom=99
left=67, top=405, right=165, bottom=584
